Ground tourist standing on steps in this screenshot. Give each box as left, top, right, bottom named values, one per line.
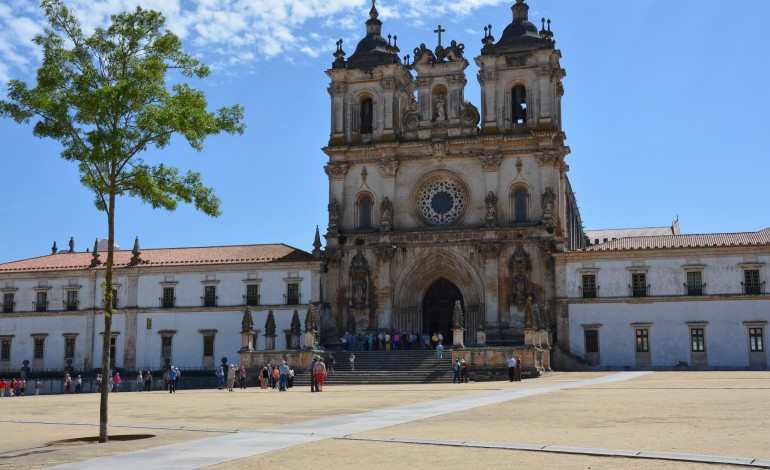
left=349, top=353, right=355, bottom=371
left=514, top=355, right=522, bottom=381
left=313, top=358, right=327, bottom=392
left=327, top=353, right=336, bottom=375
left=436, top=342, right=444, bottom=361
left=437, top=331, right=444, bottom=345
left=507, top=355, right=517, bottom=382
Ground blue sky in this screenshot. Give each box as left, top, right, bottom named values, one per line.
left=1, top=0, right=768, bottom=263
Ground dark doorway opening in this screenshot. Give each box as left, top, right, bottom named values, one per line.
left=422, top=278, right=463, bottom=346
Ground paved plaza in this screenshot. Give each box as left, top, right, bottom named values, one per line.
left=0, top=372, right=768, bottom=469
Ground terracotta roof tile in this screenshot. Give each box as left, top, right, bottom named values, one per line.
left=582, top=227, right=770, bottom=252
left=0, top=244, right=314, bottom=273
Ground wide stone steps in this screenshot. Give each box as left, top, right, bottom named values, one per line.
left=293, top=350, right=456, bottom=385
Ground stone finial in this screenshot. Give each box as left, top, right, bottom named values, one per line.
left=130, top=236, right=142, bottom=265
left=68, top=237, right=75, bottom=253
left=312, top=225, right=322, bottom=259
left=241, top=307, right=254, bottom=333
left=51, top=241, right=58, bottom=254
left=304, top=307, right=316, bottom=333
left=290, top=310, right=301, bottom=335
left=265, top=310, right=276, bottom=336
left=90, top=238, right=101, bottom=268
left=452, top=300, right=464, bottom=329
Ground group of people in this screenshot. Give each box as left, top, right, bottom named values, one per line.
left=309, top=355, right=327, bottom=392
left=340, top=331, right=446, bottom=351
left=0, top=378, right=40, bottom=396
left=63, top=373, right=84, bottom=393
left=256, top=362, right=294, bottom=391
left=507, top=354, right=523, bottom=382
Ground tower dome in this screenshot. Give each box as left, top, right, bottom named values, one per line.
left=343, top=0, right=400, bottom=68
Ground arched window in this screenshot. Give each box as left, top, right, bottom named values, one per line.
left=358, top=194, right=372, bottom=229
left=360, top=98, right=373, bottom=134
left=512, top=85, right=527, bottom=124
left=512, top=187, right=529, bottom=223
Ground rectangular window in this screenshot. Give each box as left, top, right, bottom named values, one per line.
left=109, top=337, right=116, bottom=368
left=246, top=284, right=260, bottom=306
left=64, top=337, right=76, bottom=359
left=581, top=275, right=597, bottom=298
left=686, top=271, right=703, bottom=296
left=0, top=339, right=11, bottom=361
left=204, top=286, right=217, bottom=307
left=34, top=337, right=45, bottom=359
left=111, top=288, right=119, bottom=309
left=36, top=291, right=48, bottom=312
left=65, top=290, right=78, bottom=311
left=691, top=328, right=705, bottom=352
left=635, top=329, right=649, bottom=352
left=161, top=336, right=173, bottom=359
left=3, top=293, right=14, bottom=313
left=744, top=270, right=761, bottom=295
left=631, top=273, right=647, bottom=297
left=203, top=335, right=215, bottom=357
left=749, top=328, right=764, bottom=352
left=286, top=282, right=299, bottom=305
left=584, top=330, right=599, bottom=353
left=162, top=287, right=175, bottom=308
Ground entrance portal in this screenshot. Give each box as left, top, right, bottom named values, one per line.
left=422, top=278, right=463, bottom=346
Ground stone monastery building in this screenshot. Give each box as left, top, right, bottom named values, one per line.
left=0, top=0, right=767, bottom=374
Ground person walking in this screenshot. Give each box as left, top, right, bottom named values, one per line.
left=460, top=359, right=468, bottom=383
left=309, top=357, right=317, bottom=392
left=507, top=354, right=517, bottom=382
left=436, top=342, right=444, bottom=361
left=95, top=374, right=102, bottom=393
left=514, top=355, right=522, bottom=381
left=75, top=375, right=82, bottom=393
left=271, top=365, right=280, bottom=390
left=216, top=366, right=225, bottom=390
left=0, top=378, right=6, bottom=397
left=144, top=371, right=153, bottom=391
left=279, top=361, right=289, bottom=391
left=239, top=365, right=247, bottom=390
left=136, top=371, right=143, bottom=391
left=113, top=372, right=122, bottom=392
left=168, top=367, right=178, bottom=393
left=35, top=379, right=41, bottom=396
left=313, top=358, right=327, bottom=392
left=349, top=353, right=355, bottom=372
left=288, top=366, right=295, bottom=388
left=64, top=374, right=72, bottom=394
left=261, top=366, right=269, bottom=390
left=227, top=364, right=237, bottom=392
left=453, top=358, right=461, bottom=384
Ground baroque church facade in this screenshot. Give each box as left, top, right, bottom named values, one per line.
left=320, top=0, right=583, bottom=347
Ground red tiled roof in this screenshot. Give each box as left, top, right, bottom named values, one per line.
left=583, top=227, right=770, bottom=252
left=0, top=244, right=314, bottom=273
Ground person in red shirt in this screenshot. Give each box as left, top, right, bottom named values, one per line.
left=0, top=378, right=7, bottom=397
left=313, top=358, right=327, bottom=392
left=10, top=378, right=17, bottom=396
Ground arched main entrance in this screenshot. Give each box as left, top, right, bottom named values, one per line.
left=422, top=278, right=463, bottom=345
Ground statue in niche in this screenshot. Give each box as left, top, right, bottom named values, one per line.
left=352, top=276, right=367, bottom=306
left=434, top=95, right=446, bottom=121
left=328, top=199, right=340, bottom=233
left=513, top=272, right=529, bottom=304
left=484, top=191, right=498, bottom=227
left=380, top=197, right=393, bottom=231
left=542, top=187, right=555, bottom=223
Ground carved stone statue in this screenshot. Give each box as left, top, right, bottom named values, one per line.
left=542, top=187, right=555, bottom=224
left=484, top=191, right=498, bottom=227
left=353, top=276, right=367, bottom=305
left=434, top=95, right=446, bottom=121
left=380, top=196, right=393, bottom=231
left=513, top=272, right=529, bottom=304
left=328, top=199, right=340, bottom=233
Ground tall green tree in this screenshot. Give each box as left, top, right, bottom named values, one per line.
left=0, top=0, right=244, bottom=442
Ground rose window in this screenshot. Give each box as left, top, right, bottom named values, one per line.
left=418, top=179, right=466, bottom=225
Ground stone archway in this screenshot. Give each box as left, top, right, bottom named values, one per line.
left=422, top=278, right=463, bottom=345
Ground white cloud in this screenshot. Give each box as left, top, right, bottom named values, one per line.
left=0, top=0, right=511, bottom=86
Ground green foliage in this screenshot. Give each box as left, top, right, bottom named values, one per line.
left=0, top=0, right=245, bottom=216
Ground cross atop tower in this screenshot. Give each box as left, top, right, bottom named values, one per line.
left=434, top=24, right=446, bottom=47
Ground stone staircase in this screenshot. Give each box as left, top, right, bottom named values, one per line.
left=293, top=350, right=455, bottom=386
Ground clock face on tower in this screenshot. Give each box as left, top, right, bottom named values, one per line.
left=418, top=178, right=466, bottom=225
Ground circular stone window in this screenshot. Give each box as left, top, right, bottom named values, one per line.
left=418, top=177, right=466, bottom=225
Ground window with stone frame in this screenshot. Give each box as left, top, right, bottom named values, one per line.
left=686, top=271, right=703, bottom=296
left=690, top=328, right=706, bottom=352
left=584, top=329, right=599, bottom=353
left=109, top=336, right=117, bottom=368
left=512, top=84, right=527, bottom=124
left=360, top=97, right=373, bottom=134
left=161, top=335, right=173, bottom=360
left=203, top=285, right=217, bottom=307
left=749, top=327, right=764, bottom=352
left=511, top=187, right=529, bottom=223
left=635, top=328, right=649, bottom=353
left=631, top=272, right=648, bottom=297
left=0, top=337, right=11, bottom=361
left=203, top=334, right=215, bottom=357
left=357, top=194, right=373, bottom=230
left=162, top=286, right=175, bottom=308
left=36, top=291, right=48, bottom=312
left=3, top=292, right=14, bottom=313
left=286, top=282, right=300, bottom=305
left=65, top=290, right=79, bottom=311
left=581, top=274, right=597, bottom=298
left=33, top=336, right=45, bottom=359
left=64, top=336, right=76, bottom=359
left=245, top=284, right=260, bottom=306
left=743, top=269, right=761, bottom=295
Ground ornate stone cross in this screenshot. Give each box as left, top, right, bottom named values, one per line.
left=434, top=24, right=445, bottom=46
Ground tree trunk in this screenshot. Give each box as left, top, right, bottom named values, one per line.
left=98, top=187, right=116, bottom=443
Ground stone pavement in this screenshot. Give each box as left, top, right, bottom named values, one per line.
left=0, top=372, right=768, bottom=469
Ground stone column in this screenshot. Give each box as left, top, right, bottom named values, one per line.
left=374, top=243, right=397, bottom=330
left=477, top=242, right=501, bottom=328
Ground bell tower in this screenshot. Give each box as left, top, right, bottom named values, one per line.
left=475, top=0, right=564, bottom=134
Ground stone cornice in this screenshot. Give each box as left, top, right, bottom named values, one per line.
left=555, top=293, right=770, bottom=304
